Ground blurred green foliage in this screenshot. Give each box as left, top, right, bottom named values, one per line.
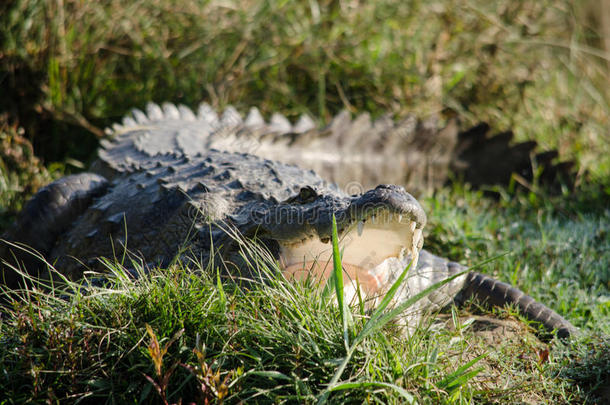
left=0, top=118, right=54, bottom=229
left=1, top=0, right=608, bottom=173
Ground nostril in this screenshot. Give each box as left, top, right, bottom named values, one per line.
left=375, top=184, right=405, bottom=192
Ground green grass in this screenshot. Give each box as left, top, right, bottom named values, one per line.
left=0, top=186, right=608, bottom=403
left=1, top=0, right=608, bottom=178
left=0, top=223, right=474, bottom=403
left=1, top=0, right=609, bottom=403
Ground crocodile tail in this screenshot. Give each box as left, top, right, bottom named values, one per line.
left=99, top=103, right=461, bottom=191
left=100, top=103, right=574, bottom=191
left=451, top=123, right=575, bottom=189
left=459, top=271, right=577, bottom=338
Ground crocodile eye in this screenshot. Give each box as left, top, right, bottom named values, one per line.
left=284, top=186, right=318, bottom=205
left=299, top=186, right=317, bottom=201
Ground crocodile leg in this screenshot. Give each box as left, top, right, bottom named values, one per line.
left=1, top=173, right=109, bottom=289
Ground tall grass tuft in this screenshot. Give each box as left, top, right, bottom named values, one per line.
left=0, top=0, right=608, bottom=181
left=1, top=218, right=584, bottom=403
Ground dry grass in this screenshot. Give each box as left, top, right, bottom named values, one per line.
left=1, top=0, right=608, bottom=180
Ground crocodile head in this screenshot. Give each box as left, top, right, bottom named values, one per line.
left=233, top=184, right=426, bottom=302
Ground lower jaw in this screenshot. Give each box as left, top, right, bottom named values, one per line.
left=281, top=250, right=419, bottom=304
left=278, top=219, right=422, bottom=302
left=282, top=260, right=384, bottom=296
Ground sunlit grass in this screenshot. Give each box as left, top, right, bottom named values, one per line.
left=1, top=0, right=608, bottom=179
left=0, top=223, right=479, bottom=403
left=0, top=189, right=608, bottom=402
left=423, top=183, right=610, bottom=335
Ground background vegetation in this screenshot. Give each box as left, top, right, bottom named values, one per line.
left=1, top=0, right=609, bottom=189
left=0, top=0, right=609, bottom=403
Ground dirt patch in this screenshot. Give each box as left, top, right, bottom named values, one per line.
left=434, top=311, right=560, bottom=404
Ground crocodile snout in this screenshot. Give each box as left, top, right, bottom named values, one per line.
left=276, top=184, right=427, bottom=306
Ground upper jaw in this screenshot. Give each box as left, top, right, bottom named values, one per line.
left=258, top=184, right=426, bottom=243
left=328, top=184, right=426, bottom=240
left=349, top=184, right=426, bottom=226
left=279, top=205, right=424, bottom=269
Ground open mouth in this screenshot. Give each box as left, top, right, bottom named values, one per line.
left=279, top=210, right=424, bottom=304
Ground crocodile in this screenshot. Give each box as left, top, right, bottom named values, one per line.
left=0, top=103, right=576, bottom=338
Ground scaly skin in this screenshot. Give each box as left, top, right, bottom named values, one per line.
left=0, top=103, right=576, bottom=337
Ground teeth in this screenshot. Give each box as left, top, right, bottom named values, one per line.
left=413, top=228, right=422, bottom=248
left=410, top=228, right=422, bottom=270
left=410, top=221, right=416, bottom=233
left=357, top=220, right=364, bottom=236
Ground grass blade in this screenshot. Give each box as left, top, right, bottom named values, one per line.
left=362, top=258, right=413, bottom=332
left=437, top=354, right=486, bottom=396
left=331, top=214, right=353, bottom=348
left=329, top=381, right=416, bottom=404
left=354, top=270, right=467, bottom=346
left=354, top=252, right=509, bottom=346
